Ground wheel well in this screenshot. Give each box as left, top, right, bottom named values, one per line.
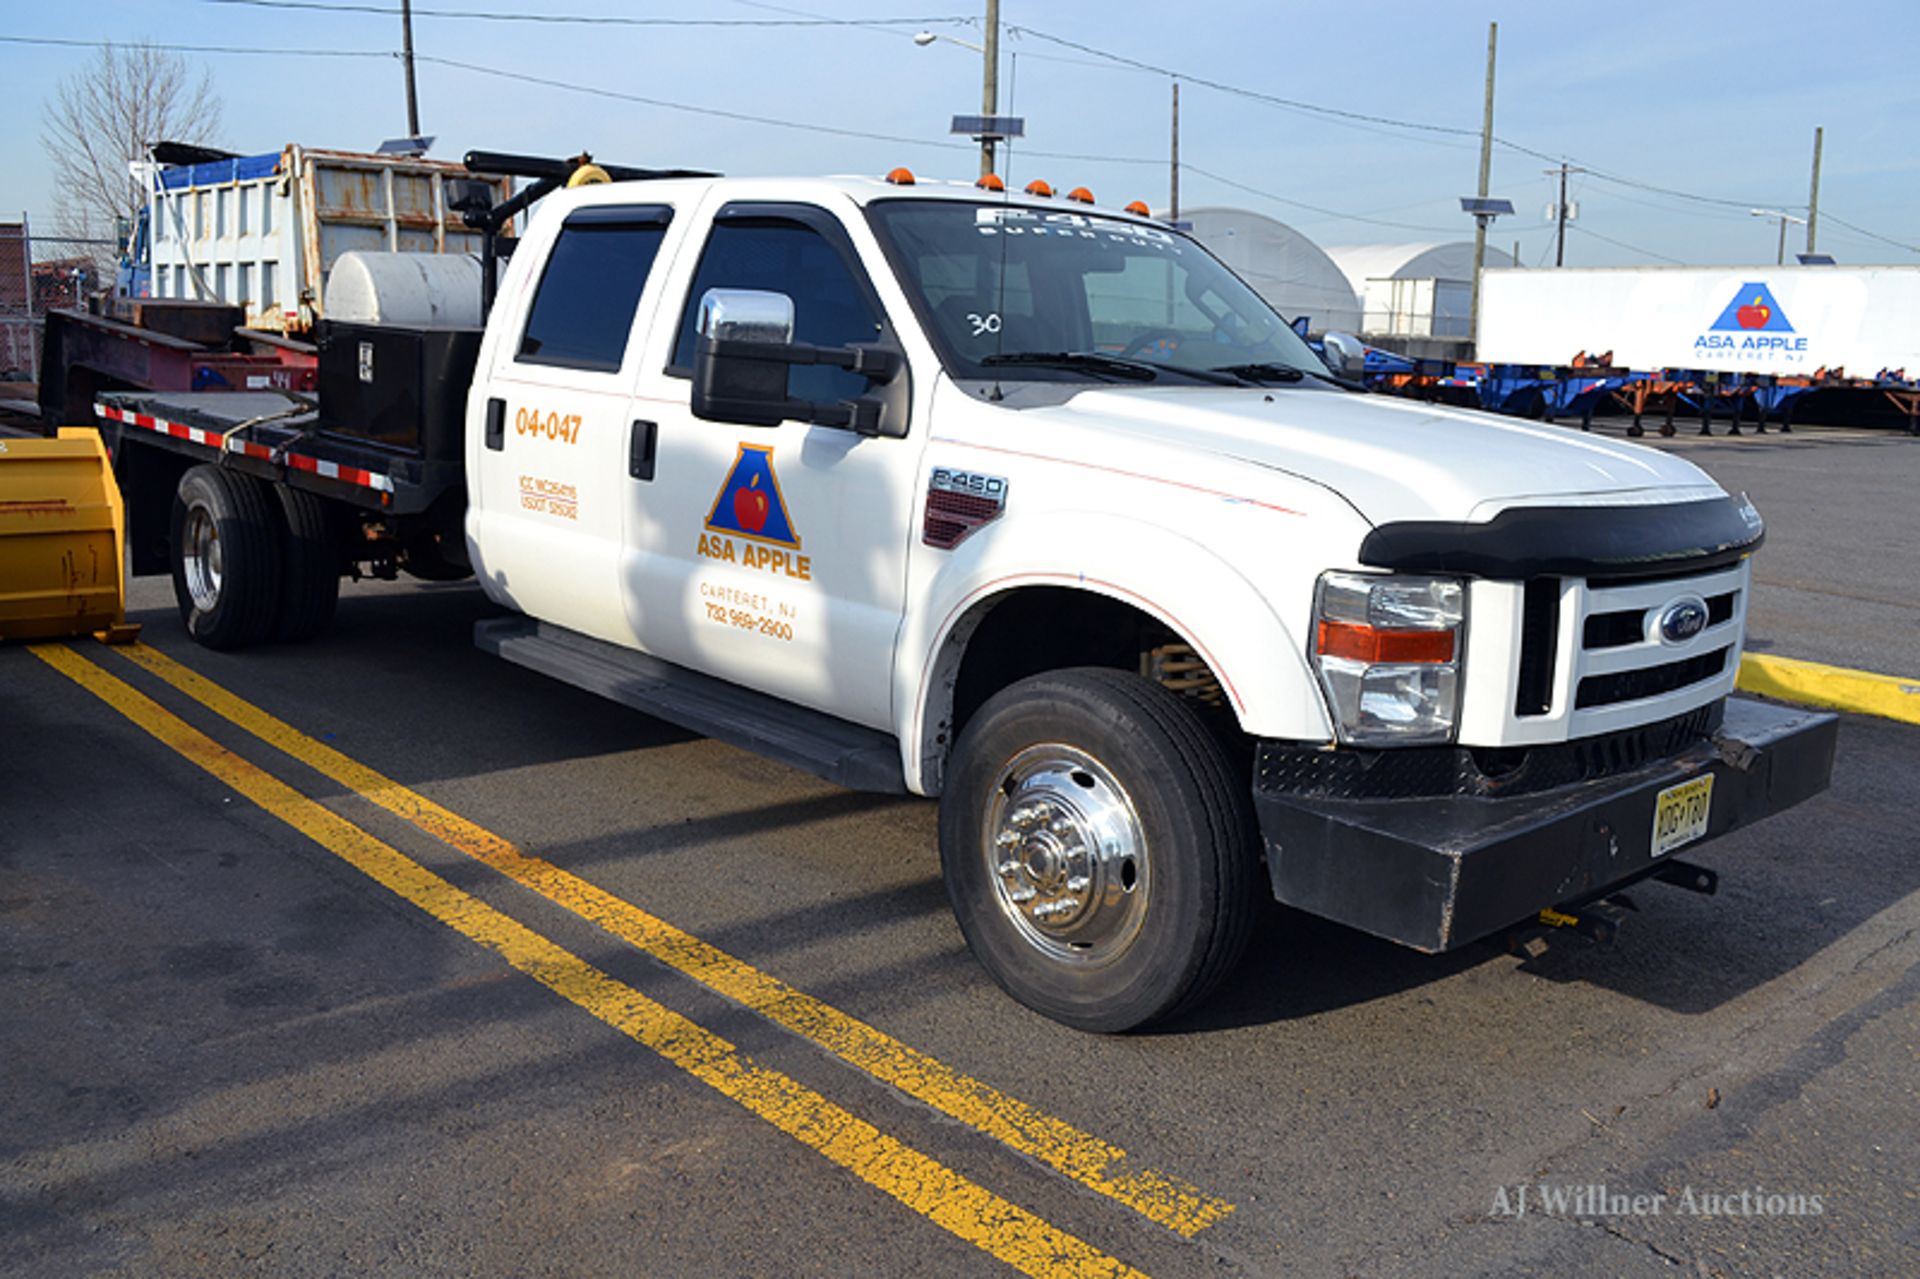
left=114, top=436, right=195, bottom=577
left=925, top=587, right=1242, bottom=792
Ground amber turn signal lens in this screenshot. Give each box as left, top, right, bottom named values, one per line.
left=1316, top=620, right=1456, bottom=664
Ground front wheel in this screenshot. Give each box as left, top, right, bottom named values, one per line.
left=938, top=667, right=1260, bottom=1032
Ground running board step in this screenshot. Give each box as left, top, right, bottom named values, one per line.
left=475, top=616, right=907, bottom=794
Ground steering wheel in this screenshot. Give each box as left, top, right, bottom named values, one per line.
left=1118, top=329, right=1185, bottom=360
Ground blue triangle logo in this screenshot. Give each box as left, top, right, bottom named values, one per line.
left=1710, top=282, right=1793, bottom=333
left=704, top=444, right=801, bottom=549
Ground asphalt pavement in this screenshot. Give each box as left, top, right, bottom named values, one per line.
left=2, top=424, right=1916, bottom=1277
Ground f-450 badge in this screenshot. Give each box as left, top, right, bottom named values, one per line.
left=924, top=467, right=1008, bottom=549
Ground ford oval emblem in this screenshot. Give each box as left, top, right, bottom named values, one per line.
left=1658, top=597, right=1710, bottom=644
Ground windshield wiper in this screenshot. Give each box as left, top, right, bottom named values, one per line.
left=1209, top=362, right=1305, bottom=383
left=980, top=351, right=1240, bottom=386
left=1213, top=361, right=1367, bottom=392
left=979, top=351, right=1156, bottom=382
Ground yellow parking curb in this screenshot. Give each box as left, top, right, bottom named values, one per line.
left=1737, top=653, right=1920, bottom=726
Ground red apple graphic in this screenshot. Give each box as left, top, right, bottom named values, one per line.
left=1735, top=296, right=1771, bottom=329
left=734, top=474, right=770, bottom=533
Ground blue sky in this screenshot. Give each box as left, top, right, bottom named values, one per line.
left=4, top=0, right=1916, bottom=267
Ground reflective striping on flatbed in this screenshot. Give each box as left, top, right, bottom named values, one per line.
left=94, top=402, right=397, bottom=494
left=29, top=642, right=1153, bottom=1279
left=114, top=641, right=1235, bottom=1238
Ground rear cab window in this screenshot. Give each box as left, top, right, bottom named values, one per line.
left=517, top=205, right=675, bottom=373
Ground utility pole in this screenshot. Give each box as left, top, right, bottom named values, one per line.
left=1468, top=21, right=1497, bottom=351
left=1545, top=162, right=1583, bottom=266
left=979, top=0, right=1000, bottom=177
left=401, top=0, right=421, bottom=136
left=1806, top=126, right=1823, bottom=254
left=1169, top=80, right=1180, bottom=221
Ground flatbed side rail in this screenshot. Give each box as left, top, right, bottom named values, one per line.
left=92, top=392, right=454, bottom=515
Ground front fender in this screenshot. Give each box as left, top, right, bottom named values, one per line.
left=896, top=510, right=1334, bottom=794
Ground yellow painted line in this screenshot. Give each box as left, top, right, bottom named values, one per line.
left=31, top=642, right=1147, bottom=1279
left=113, top=641, right=1232, bottom=1237
left=1738, top=652, right=1920, bottom=727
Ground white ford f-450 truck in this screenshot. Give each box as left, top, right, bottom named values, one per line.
left=83, top=152, right=1837, bottom=1031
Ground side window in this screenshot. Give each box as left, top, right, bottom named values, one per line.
left=672, top=218, right=883, bottom=403
left=518, top=207, right=671, bottom=372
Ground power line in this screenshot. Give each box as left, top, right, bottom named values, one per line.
left=201, top=0, right=972, bottom=27
left=1003, top=22, right=1876, bottom=237
left=1007, top=23, right=1488, bottom=144
left=1819, top=212, right=1920, bottom=256
left=1180, top=165, right=1459, bottom=234
left=0, top=32, right=389, bottom=57
left=1567, top=223, right=1685, bottom=265
left=414, top=54, right=974, bottom=152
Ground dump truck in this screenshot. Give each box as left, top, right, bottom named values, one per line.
left=35, top=142, right=510, bottom=430
left=30, top=151, right=1839, bottom=1031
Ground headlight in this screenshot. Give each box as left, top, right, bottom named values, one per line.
left=1311, top=571, right=1465, bottom=745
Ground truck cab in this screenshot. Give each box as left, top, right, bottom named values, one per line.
left=459, top=171, right=1834, bottom=1030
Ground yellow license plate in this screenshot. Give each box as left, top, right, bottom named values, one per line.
left=1651, top=774, right=1714, bottom=857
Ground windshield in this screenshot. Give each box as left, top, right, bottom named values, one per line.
left=866, top=199, right=1325, bottom=383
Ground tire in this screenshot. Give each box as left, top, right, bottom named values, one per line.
left=272, top=484, right=341, bottom=643
left=938, top=667, right=1260, bottom=1032
left=168, top=465, right=282, bottom=650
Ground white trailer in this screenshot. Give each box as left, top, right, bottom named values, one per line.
left=1479, top=265, right=1920, bottom=377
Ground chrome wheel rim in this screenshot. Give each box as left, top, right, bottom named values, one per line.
left=182, top=505, right=223, bottom=613
left=984, top=744, right=1149, bottom=964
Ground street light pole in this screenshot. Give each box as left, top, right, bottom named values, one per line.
left=1749, top=208, right=1807, bottom=265
left=980, top=0, right=1000, bottom=178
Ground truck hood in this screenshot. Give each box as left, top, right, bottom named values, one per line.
left=1038, top=385, right=1723, bottom=524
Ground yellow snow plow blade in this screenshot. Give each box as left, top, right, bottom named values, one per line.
left=0, top=429, right=137, bottom=643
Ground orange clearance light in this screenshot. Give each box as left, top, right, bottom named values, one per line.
left=975, top=173, right=1005, bottom=191
left=885, top=166, right=916, bottom=185
left=1024, top=179, right=1053, bottom=197
left=1124, top=199, right=1151, bottom=216
left=1066, top=186, right=1095, bottom=204
left=1316, top=620, right=1456, bottom=665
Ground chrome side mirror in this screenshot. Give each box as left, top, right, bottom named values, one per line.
left=698, top=288, right=795, bottom=345
left=1322, top=331, right=1366, bottom=379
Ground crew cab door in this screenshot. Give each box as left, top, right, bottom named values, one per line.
left=468, top=204, right=676, bottom=642
left=622, top=200, right=921, bottom=730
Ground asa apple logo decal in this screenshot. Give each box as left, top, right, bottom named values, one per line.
left=734, top=474, right=770, bottom=533
left=1735, top=295, right=1771, bottom=329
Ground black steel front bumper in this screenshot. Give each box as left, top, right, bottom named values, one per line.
left=1254, top=697, right=1839, bottom=952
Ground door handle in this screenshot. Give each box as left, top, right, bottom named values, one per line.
left=629, top=419, right=658, bottom=480
left=484, top=397, right=506, bottom=451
